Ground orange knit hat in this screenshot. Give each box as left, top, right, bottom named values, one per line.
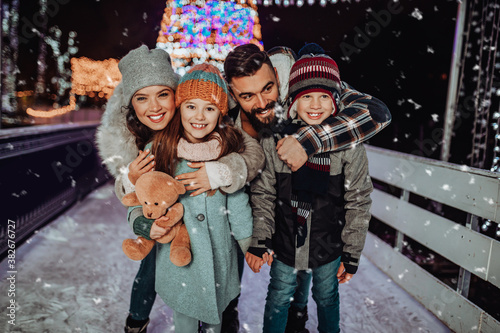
left=175, top=64, right=229, bottom=115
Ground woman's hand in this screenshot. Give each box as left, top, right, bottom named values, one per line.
left=128, top=149, right=155, bottom=185
left=175, top=162, right=211, bottom=196
left=245, top=252, right=265, bottom=273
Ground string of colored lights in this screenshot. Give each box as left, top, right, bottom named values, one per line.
left=156, top=0, right=262, bottom=74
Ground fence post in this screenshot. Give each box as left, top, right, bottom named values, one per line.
left=395, top=190, right=410, bottom=251
left=457, top=214, right=479, bottom=298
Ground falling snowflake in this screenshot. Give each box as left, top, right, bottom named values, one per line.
left=411, top=8, right=423, bottom=20
left=483, top=197, right=495, bottom=205
left=93, top=297, right=102, bottom=305
left=425, top=169, right=432, bottom=176
left=219, top=207, right=230, bottom=215
left=271, top=15, right=280, bottom=22
left=398, top=269, right=408, bottom=279
left=441, top=184, right=451, bottom=191
left=474, top=267, right=487, bottom=274
left=460, top=165, right=471, bottom=172
left=364, top=297, right=375, bottom=306
left=407, top=99, right=422, bottom=110
left=427, top=46, right=434, bottom=53
left=431, top=114, right=439, bottom=122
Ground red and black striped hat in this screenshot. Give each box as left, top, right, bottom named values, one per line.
left=287, top=55, right=341, bottom=119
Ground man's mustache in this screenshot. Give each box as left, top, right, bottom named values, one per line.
left=251, top=101, right=276, bottom=116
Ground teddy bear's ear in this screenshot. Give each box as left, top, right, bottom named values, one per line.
left=173, top=179, right=186, bottom=195
left=122, top=192, right=141, bottom=206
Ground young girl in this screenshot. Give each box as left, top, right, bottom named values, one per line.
left=96, top=46, right=263, bottom=333
left=148, top=63, right=253, bottom=332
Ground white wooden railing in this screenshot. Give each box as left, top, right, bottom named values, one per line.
left=363, top=145, right=500, bottom=333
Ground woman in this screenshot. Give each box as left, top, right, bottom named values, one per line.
left=96, top=45, right=264, bottom=333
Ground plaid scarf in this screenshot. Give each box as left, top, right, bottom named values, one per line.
left=279, top=119, right=331, bottom=247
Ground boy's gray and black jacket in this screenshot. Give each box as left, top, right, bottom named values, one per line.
left=249, top=124, right=373, bottom=274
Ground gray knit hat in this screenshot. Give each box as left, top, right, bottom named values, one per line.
left=118, top=45, right=179, bottom=104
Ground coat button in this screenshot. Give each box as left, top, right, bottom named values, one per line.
left=196, top=214, right=205, bottom=221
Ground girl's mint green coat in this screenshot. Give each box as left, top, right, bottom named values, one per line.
left=155, top=159, right=253, bottom=325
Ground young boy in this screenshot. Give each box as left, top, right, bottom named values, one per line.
left=246, top=54, right=373, bottom=333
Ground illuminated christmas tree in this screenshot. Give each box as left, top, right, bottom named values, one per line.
left=156, top=0, right=263, bottom=74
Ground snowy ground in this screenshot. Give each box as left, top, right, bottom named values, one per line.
left=0, top=182, right=451, bottom=333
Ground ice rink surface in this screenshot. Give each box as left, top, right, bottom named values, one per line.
left=1, top=183, right=451, bottom=333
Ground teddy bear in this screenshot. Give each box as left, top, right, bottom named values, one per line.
left=121, top=171, right=192, bottom=267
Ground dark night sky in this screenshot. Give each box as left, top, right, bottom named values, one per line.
left=15, top=0, right=459, bottom=161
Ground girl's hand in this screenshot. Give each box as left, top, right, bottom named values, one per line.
left=129, top=149, right=155, bottom=185
left=245, top=252, right=265, bottom=273
left=175, top=162, right=211, bottom=196
left=262, top=251, right=274, bottom=266
left=150, top=222, right=167, bottom=240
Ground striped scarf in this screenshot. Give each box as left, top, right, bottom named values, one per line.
left=280, top=119, right=331, bottom=247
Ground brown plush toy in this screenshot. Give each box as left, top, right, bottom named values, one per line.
left=121, top=171, right=192, bottom=267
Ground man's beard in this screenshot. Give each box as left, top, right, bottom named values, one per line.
left=244, top=99, right=285, bottom=133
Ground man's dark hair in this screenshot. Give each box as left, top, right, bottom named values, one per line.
left=224, top=43, right=274, bottom=84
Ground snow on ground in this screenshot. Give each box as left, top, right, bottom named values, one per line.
left=0, top=182, right=451, bottom=332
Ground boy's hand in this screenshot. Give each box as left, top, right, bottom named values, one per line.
left=150, top=222, right=168, bottom=240
left=129, top=149, right=155, bottom=185
left=276, top=136, right=308, bottom=171
left=337, top=262, right=354, bottom=284
left=245, top=252, right=265, bottom=273
left=176, top=162, right=211, bottom=196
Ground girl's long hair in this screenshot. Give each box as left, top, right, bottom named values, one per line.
left=152, top=107, right=245, bottom=176
left=124, top=103, right=154, bottom=150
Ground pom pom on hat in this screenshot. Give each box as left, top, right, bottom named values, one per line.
left=287, top=54, right=341, bottom=119
left=175, top=64, right=229, bottom=115
left=118, top=45, right=179, bottom=104
left=297, top=43, right=326, bottom=57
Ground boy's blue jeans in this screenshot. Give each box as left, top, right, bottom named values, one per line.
left=263, top=257, right=341, bottom=333
left=129, top=245, right=157, bottom=321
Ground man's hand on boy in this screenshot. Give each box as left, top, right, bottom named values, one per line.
left=276, top=136, right=308, bottom=171
left=176, top=162, right=211, bottom=196
left=337, top=262, right=353, bottom=284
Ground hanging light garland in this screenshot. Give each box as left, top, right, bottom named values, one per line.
left=27, top=57, right=121, bottom=118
